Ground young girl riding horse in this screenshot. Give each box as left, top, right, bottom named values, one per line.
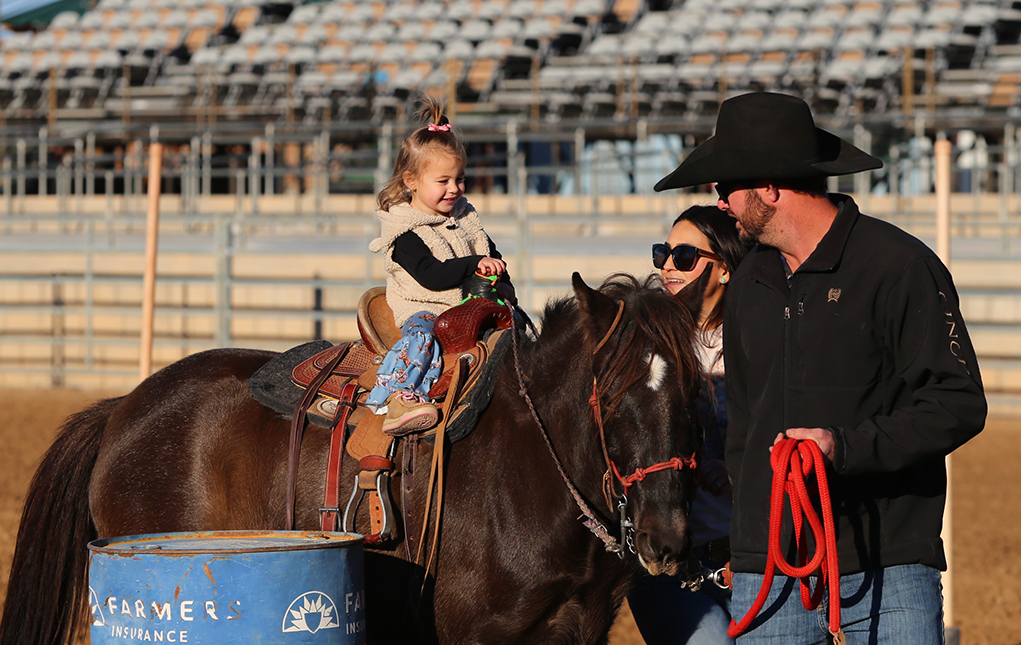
left=366, top=95, right=512, bottom=435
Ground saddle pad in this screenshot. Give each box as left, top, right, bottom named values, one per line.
left=249, top=340, right=339, bottom=429
left=442, top=329, right=511, bottom=444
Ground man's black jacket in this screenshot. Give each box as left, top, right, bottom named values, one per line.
left=724, top=195, right=987, bottom=574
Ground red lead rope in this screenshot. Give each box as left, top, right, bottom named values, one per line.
left=728, top=438, right=845, bottom=644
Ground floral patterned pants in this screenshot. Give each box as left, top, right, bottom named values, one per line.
left=365, top=311, right=444, bottom=414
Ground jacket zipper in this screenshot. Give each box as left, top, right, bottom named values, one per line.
left=783, top=293, right=807, bottom=432
left=783, top=300, right=791, bottom=432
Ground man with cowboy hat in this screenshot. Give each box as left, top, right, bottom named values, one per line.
left=656, top=92, right=986, bottom=643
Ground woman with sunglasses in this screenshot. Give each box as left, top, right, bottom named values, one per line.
left=629, top=204, right=749, bottom=645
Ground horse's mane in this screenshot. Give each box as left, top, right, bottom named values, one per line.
left=532, top=273, right=703, bottom=418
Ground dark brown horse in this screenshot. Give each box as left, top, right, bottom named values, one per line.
left=0, top=273, right=705, bottom=645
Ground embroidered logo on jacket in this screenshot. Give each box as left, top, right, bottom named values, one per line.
left=827, top=288, right=842, bottom=303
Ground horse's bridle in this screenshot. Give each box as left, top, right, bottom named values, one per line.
left=510, top=300, right=698, bottom=557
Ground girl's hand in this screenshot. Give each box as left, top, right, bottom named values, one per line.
left=477, top=257, right=506, bottom=276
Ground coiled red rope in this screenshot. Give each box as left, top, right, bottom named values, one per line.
left=728, top=438, right=845, bottom=643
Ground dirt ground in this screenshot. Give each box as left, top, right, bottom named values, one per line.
left=0, top=389, right=1018, bottom=645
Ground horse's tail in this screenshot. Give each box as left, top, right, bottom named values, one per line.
left=0, top=395, right=121, bottom=645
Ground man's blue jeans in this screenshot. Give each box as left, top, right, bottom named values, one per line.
left=731, top=565, right=945, bottom=644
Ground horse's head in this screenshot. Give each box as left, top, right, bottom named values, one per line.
left=573, top=272, right=705, bottom=575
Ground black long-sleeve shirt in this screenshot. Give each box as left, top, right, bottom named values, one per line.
left=391, top=231, right=504, bottom=292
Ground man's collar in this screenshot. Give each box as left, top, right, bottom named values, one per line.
left=747, top=194, right=860, bottom=290
left=797, top=194, right=859, bottom=273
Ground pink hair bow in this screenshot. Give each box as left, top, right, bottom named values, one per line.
left=427, top=123, right=451, bottom=132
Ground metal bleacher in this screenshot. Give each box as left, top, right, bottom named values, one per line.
left=5, top=0, right=1019, bottom=125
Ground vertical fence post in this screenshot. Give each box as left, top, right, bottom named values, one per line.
left=235, top=169, right=245, bottom=217
left=57, top=155, right=69, bottom=219
left=51, top=277, right=65, bottom=387
left=1002, top=123, right=1014, bottom=254
left=75, top=137, right=85, bottom=214
left=134, top=139, right=145, bottom=213
left=39, top=127, right=48, bottom=197
left=17, top=138, right=26, bottom=213
left=574, top=127, right=585, bottom=216
left=3, top=157, right=11, bottom=218
left=86, top=132, right=96, bottom=196
left=140, top=142, right=163, bottom=380
left=376, top=121, right=392, bottom=195
left=85, top=219, right=95, bottom=370
left=934, top=138, right=955, bottom=641
left=516, top=164, right=530, bottom=310
left=189, top=136, right=200, bottom=213
left=105, top=170, right=114, bottom=221
left=265, top=123, right=275, bottom=197
left=214, top=213, right=232, bottom=347
left=202, top=131, right=212, bottom=197
left=507, top=119, right=519, bottom=196
left=315, top=129, right=328, bottom=217
left=250, top=135, right=260, bottom=215
left=854, top=124, right=871, bottom=210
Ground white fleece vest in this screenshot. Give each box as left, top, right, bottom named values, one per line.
left=368, top=199, right=492, bottom=326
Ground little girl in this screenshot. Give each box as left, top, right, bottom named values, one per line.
left=366, top=96, right=510, bottom=435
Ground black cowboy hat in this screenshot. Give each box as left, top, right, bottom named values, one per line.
left=654, top=92, right=882, bottom=191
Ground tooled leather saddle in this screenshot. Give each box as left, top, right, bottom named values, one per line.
left=251, top=286, right=515, bottom=547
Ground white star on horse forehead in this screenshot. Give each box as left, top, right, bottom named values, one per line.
left=646, top=354, right=667, bottom=391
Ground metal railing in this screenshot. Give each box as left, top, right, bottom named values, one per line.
left=2, top=118, right=1021, bottom=389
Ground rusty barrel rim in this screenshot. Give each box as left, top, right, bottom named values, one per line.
left=88, top=530, right=364, bottom=555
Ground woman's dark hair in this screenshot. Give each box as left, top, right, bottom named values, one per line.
left=671, top=204, right=750, bottom=331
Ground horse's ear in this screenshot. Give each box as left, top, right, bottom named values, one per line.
left=573, top=272, right=621, bottom=356
left=673, top=262, right=712, bottom=322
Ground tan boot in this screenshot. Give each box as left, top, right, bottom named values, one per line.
left=382, top=391, right=438, bottom=436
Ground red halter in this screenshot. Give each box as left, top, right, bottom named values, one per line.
left=586, top=303, right=698, bottom=506
left=589, top=380, right=698, bottom=505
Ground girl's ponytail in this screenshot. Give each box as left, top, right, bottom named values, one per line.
left=377, top=95, right=467, bottom=212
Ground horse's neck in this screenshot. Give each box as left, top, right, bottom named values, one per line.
left=497, top=349, right=609, bottom=502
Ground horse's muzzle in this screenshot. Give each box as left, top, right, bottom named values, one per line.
left=633, top=513, right=691, bottom=576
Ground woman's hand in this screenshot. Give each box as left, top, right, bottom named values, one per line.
left=699, top=458, right=731, bottom=496
left=477, top=257, right=506, bottom=276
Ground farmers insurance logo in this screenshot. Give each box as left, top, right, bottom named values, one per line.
left=89, top=587, right=106, bottom=627
left=282, top=591, right=341, bottom=634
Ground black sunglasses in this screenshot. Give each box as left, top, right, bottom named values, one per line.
left=652, top=243, right=722, bottom=271
left=715, top=181, right=768, bottom=203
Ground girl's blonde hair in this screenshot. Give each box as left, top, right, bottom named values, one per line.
left=377, top=95, right=468, bottom=211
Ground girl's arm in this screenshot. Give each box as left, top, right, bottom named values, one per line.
left=392, top=232, right=488, bottom=292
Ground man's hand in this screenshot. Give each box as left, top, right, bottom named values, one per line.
left=771, top=427, right=835, bottom=463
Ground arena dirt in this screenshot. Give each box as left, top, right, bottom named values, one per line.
left=0, top=389, right=1017, bottom=645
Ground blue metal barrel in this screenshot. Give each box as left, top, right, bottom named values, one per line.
left=87, top=530, right=365, bottom=645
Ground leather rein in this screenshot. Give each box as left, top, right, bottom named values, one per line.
left=510, top=300, right=697, bottom=556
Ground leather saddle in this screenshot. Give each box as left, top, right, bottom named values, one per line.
left=286, top=287, right=515, bottom=546
left=291, top=286, right=513, bottom=406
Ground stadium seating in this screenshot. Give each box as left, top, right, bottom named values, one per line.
left=2, top=0, right=1021, bottom=120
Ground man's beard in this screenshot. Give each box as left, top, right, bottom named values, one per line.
left=738, top=189, right=777, bottom=245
